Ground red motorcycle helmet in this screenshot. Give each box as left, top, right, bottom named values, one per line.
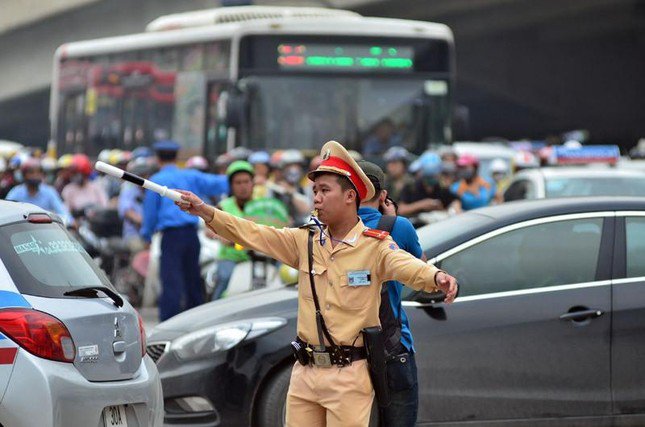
left=71, top=154, right=92, bottom=176
left=456, top=153, right=480, bottom=167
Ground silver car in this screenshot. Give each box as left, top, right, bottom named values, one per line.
left=0, top=201, right=162, bottom=427
left=504, top=167, right=645, bottom=201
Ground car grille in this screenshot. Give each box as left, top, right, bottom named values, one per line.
left=146, top=342, right=169, bottom=363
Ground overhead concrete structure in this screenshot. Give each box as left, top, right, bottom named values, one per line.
left=0, top=0, right=643, bottom=150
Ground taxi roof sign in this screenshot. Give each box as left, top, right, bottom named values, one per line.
left=553, top=145, right=620, bottom=165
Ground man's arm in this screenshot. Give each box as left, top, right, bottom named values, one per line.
left=140, top=189, right=159, bottom=243
left=376, top=238, right=458, bottom=303
left=195, top=171, right=229, bottom=199
left=178, top=190, right=300, bottom=268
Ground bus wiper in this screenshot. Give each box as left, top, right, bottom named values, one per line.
left=64, top=286, right=124, bottom=307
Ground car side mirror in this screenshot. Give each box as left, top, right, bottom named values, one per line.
left=413, top=290, right=446, bottom=305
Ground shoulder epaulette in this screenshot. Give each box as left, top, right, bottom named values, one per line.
left=363, top=228, right=389, bottom=240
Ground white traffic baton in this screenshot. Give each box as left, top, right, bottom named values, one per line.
left=95, top=161, right=183, bottom=203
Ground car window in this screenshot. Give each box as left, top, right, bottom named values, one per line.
left=504, top=179, right=534, bottom=201
left=440, top=218, right=603, bottom=297
left=626, top=217, right=645, bottom=278
left=0, top=221, right=111, bottom=298
left=546, top=176, right=645, bottom=198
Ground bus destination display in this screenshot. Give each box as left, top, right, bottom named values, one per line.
left=277, top=43, right=414, bottom=71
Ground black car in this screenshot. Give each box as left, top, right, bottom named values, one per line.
left=148, top=197, right=645, bottom=427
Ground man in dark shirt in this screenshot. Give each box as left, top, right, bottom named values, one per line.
left=398, top=160, right=460, bottom=217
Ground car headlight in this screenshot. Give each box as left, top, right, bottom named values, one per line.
left=171, top=317, right=287, bottom=361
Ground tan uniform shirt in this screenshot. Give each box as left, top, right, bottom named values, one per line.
left=207, top=208, right=440, bottom=347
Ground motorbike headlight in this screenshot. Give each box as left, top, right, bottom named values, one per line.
left=171, top=317, right=287, bottom=361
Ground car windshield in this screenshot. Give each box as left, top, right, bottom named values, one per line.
left=0, top=221, right=111, bottom=298
left=241, top=75, right=449, bottom=156
left=546, top=176, right=645, bottom=198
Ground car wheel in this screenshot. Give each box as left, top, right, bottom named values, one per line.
left=256, top=365, right=291, bottom=427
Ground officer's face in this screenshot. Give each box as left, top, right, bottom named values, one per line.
left=312, top=174, right=354, bottom=224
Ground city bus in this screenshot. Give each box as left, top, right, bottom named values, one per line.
left=50, top=6, right=454, bottom=160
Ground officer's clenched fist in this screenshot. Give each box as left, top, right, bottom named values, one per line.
left=434, top=271, right=458, bottom=304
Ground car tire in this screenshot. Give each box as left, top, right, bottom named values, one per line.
left=256, top=365, right=292, bottom=427
left=255, top=364, right=380, bottom=427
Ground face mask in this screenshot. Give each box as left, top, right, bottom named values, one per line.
left=458, top=169, right=475, bottom=180
left=422, top=175, right=439, bottom=187
left=72, top=174, right=85, bottom=185
left=25, top=178, right=41, bottom=189
left=284, top=167, right=302, bottom=185
left=14, top=171, right=22, bottom=182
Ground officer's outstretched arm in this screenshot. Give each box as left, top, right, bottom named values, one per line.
left=376, top=238, right=458, bottom=303
left=176, top=190, right=300, bottom=268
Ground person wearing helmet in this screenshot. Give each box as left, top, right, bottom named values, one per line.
left=271, top=149, right=311, bottom=225
left=132, top=146, right=154, bottom=160
left=40, top=157, right=58, bottom=186
left=383, top=146, right=414, bottom=203
left=54, top=153, right=74, bottom=194
left=362, top=118, right=403, bottom=156
left=118, top=158, right=156, bottom=247
left=490, top=158, right=510, bottom=204
left=140, top=140, right=229, bottom=321
left=185, top=155, right=209, bottom=172
left=399, top=152, right=460, bottom=217
left=6, top=157, right=73, bottom=225
left=248, top=151, right=272, bottom=198
left=450, top=154, right=496, bottom=211
left=61, top=154, right=109, bottom=215
left=211, top=160, right=256, bottom=300
left=211, top=160, right=289, bottom=299
left=0, top=156, right=18, bottom=199
left=214, top=152, right=233, bottom=175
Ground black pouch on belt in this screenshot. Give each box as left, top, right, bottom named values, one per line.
left=361, top=326, right=391, bottom=407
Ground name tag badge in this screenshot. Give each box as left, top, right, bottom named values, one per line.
left=347, top=270, right=371, bottom=286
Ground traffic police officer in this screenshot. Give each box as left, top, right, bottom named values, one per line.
left=177, top=141, right=458, bottom=427
left=140, top=140, right=228, bottom=321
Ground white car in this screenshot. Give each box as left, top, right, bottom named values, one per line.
left=504, top=167, right=645, bottom=201
left=0, top=201, right=163, bottom=427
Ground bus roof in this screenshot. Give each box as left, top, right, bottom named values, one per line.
left=56, top=8, right=453, bottom=60
left=145, top=6, right=361, bottom=32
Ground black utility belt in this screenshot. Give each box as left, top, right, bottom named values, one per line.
left=291, top=337, right=366, bottom=367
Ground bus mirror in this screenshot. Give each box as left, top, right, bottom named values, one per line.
left=222, top=89, right=247, bottom=129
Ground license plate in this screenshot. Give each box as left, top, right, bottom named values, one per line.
left=103, top=405, right=128, bottom=427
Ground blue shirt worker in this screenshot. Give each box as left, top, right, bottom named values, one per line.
left=450, top=154, right=496, bottom=211
left=357, top=160, right=422, bottom=427
left=6, top=158, right=73, bottom=225
left=141, top=140, right=229, bottom=321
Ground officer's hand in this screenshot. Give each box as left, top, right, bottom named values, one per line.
left=175, top=190, right=214, bottom=222
left=435, top=271, right=458, bottom=304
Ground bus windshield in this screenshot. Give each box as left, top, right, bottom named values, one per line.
left=241, top=75, right=449, bottom=157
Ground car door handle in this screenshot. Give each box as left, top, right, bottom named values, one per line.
left=559, top=308, right=604, bottom=322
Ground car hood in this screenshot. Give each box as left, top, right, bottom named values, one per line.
left=149, top=286, right=298, bottom=339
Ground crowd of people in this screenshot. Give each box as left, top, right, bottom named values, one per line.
left=0, top=142, right=513, bottom=315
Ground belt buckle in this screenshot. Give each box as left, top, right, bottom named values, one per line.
left=312, top=350, right=332, bottom=368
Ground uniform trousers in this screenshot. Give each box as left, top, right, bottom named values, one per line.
left=286, top=360, right=374, bottom=427
left=158, top=225, right=202, bottom=321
